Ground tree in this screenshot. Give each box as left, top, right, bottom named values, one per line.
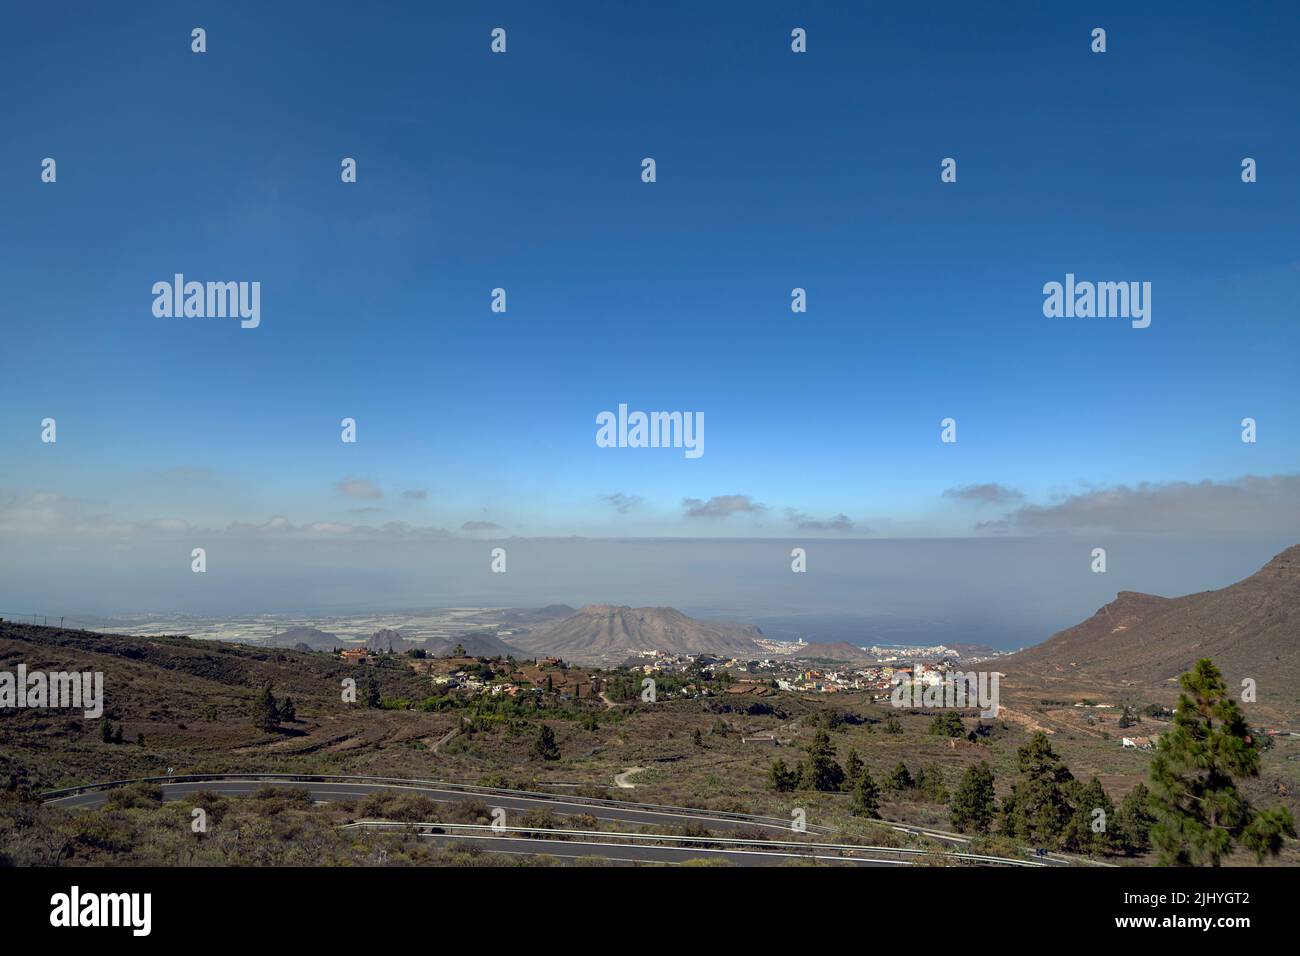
left=112, top=725, right=124, bottom=744
left=136, top=732, right=145, bottom=747
left=1062, top=777, right=1115, bottom=855
left=364, top=672, right=381, bottom=709
left=692, top=728, right=704, bottom=749
left=916, top=763, right=949, bottom=803
left=1147, top=658, right=1296, bottom=866
left=769, top=758, right=799, bottom=793
left=1000, top=732, right=1074, bottom=848
left=950, top=762, right=997, bottom=834
left=883, top=714, right=903, bottom=735
left=929, top=712, right=965, bottom=738
left=887, top=761, right=914, bottom=793
left=804, top=729, right=845, bottom=792
left=1112, top=782, right=1156, bottom=854
left=278, top=697, right=296, bottom=723
left=252, top=684, right=280, bottom=731
left=531, top=723, right=561, bottom=761
left=844, top=749, right=864, bottom=789
left=100, top=720, right=113, bottom=744
left=453, top=642, right=466, bottom=656
left=851, top=770, right=881, bottom=818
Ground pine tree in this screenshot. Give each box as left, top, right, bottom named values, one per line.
left=851, top=770, right=881, bottom=818
left=929, top=712, right=965, bottom=738
left=364, top=672, right=381, bottom=709
left=252, top=684, right=280, bottom=731
left=805, top=729, right=845, bottom=792
left=531, top=723, right=561, bottom=761
left=844, top=749, right=864, bottom=789
left=278, top=697, right=296, bottom=722
left=1000, top=732, right=1074, bottom=848
left=887, top=761, right=914, bottom=792
left=769, top=758, right=798, bottom=793
left=1147, top=658, right=1296, bottom=865
left=100, top=719, right=113, bottom=743
left=917, top=763, right=950, bottom=803
left=1062, top=777, right=1115, bottom=855
left=1112, top=782, right=1156, bottom=854
left=950, top=762, right=997, bottom=834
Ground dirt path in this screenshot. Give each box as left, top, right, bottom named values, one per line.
left=432, top=721, right=463, bottom=754
left=614, top=766, right=646, bottom=789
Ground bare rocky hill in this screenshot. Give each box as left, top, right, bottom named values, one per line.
left=511, top=605, right=764, bottom=663
left=1000, top=544, right=1300, bottom=703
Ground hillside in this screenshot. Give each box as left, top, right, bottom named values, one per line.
left=1000, top=544, right=1300, bottom=701
left=512, top=605, right=763, bottom=663
left=0, top=621, right=436, bottom=791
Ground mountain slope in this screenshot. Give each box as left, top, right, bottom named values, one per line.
left=1001, top=545, right=1300, bottom=691
left=512, top=605, right=763, bottom=662
left=432, top=630, right=523, bottom=658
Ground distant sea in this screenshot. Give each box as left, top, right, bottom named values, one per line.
left=8, top=535, right=1292, bottom=653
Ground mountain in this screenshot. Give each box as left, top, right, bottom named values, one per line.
left=512, top=605, right=764, bottom=663
left=367, top=628, right=417, bottom=653
left=1000, top=544, right=1300, bottom=694
left=270, top=626, right=341, bottom=651
left=491, top=605, right=578, bottom=625
left=431, top=630, right=524, bottom=658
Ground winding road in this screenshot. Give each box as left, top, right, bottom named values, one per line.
left=42, top=774, right=1058, bottom=866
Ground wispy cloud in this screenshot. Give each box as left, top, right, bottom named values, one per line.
left=983, top=474, right=1300, bottom=535
left=461, top=520, right=502, bottom=532
left=682, top=495, right=765, bottom=519
left=943, top=483, right=1025, bottom=505
left=603, top=493, right=644, bottom=514
left=0, top=491, right=188, bottom=537
left=336, top=477, right=382, bottom=500
left=785, top=509, right=857, bottom=532
left=402, top=489, right=428, bottom=501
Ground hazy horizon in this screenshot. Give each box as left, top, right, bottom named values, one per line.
left=5, top=534, right=1290, bottom=652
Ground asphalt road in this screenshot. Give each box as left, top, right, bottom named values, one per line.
left=46, top=778, right=815, bottom=835
left=45, top=776, right=1056, bottom=866
left=415, top=831, right=904, bottom=866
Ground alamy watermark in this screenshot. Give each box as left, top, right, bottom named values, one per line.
left=890, top=663, right=999, bottom=718
left=152, top=274, right=261, bottom=329
left=0, top=664, right=103, bottom=718
left=1042, top=273, right=1150, bottom=329
left=50, top=886, right=151, bottom=936
left=596, top=404, right=704, bottom=459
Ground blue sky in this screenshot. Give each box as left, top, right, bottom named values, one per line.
left=1, top=1, right=1298, bottom=611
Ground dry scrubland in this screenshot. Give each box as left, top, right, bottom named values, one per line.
left=2, top=621, right=1298, bottom=866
